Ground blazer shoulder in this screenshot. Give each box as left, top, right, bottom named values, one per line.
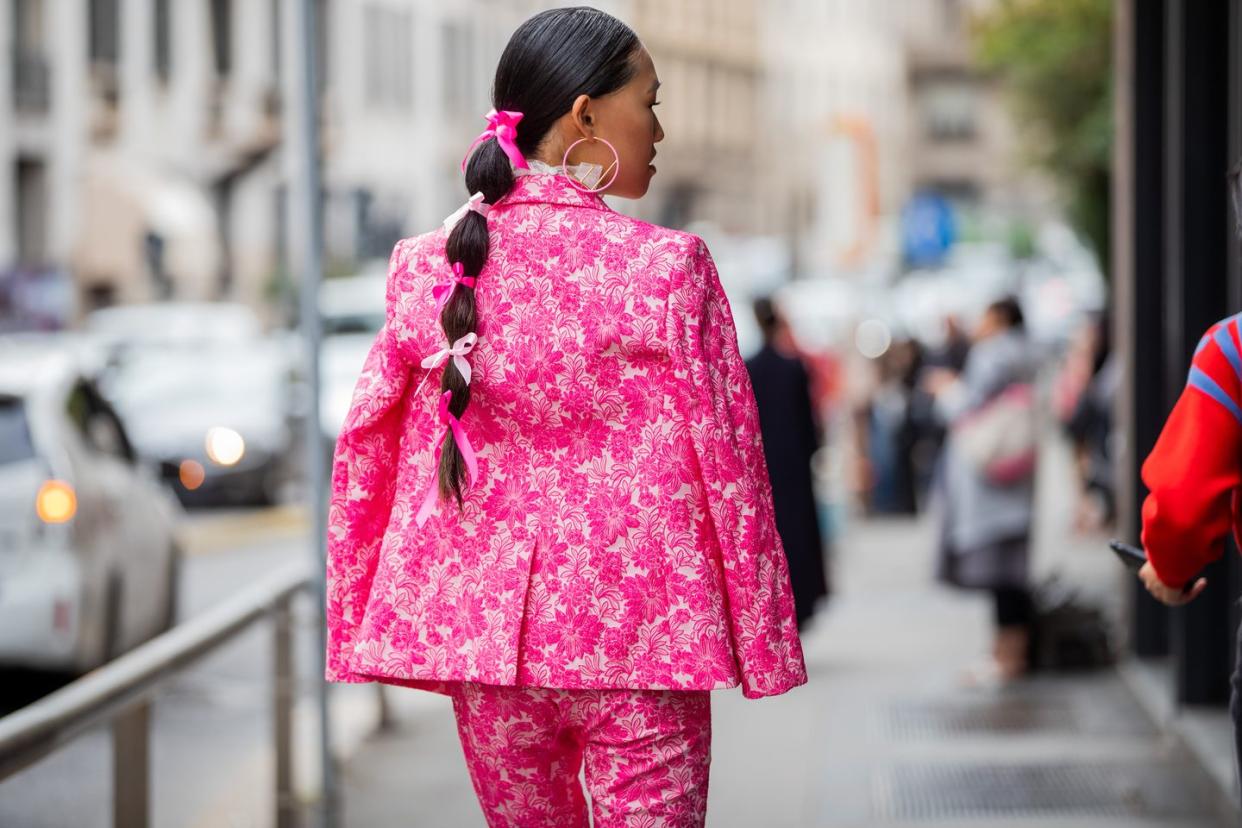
left=642, top=222, right=707, bottom=260
left=398, top=229, right=450, bottom=266
left=386, top=230, right=449, bottom=300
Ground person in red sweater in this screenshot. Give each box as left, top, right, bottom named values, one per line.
left=1138, top=162, right=1242, bottom=800
left=1138, top=308, right=1238, bottom=604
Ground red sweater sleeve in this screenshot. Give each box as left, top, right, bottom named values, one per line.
left=1140, top=317, right=1242, bottom=588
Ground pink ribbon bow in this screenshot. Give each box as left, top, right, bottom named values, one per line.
left=432, top=262, right=476, bottom=315
left=415, top=390, right=479, bottom=527
left=461, top=109, right=528, bottom=172
left=414, top=332, right=477, bottom=396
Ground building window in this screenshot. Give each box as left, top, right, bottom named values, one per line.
left=16, top=158, right=48, bottom=264
left=940, top=0, right=962, bottom=33
left=210, top=0, right=232, bottom=78
left=270, top=0, right=281, bottom=80
left=364, top=5, right=413, bottom=111
left=13, top=0, right=49, bottom=111
left=920, top=75, right=977, bottom=142
left=315, top=0, right=328, bottom=91
left=14, top=0, right=45, bottom=50
left=89, top=0, right=119, bottom=65
left=153, top=0, right=171, bottom=82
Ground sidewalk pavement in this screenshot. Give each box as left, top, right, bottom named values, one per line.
left=338, top=436, right=1238, bottom=827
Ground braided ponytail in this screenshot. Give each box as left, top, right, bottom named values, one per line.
left=438, top=140, right=515, bottom=504
left=431, top=7, right=640, bottom=511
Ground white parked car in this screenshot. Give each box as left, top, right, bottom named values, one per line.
left=105, top=341, right=300, bottom=506
left=0, top=339, right=181, bottom=674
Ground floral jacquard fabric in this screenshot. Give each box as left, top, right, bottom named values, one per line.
left=451, top=683, right=711, bottom=827
left=325, top=172, right=807, bottom=700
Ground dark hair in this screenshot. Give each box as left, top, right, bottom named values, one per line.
left=752, top=297, right=779, bottom=340
left=438, top=8, right=641, bottom=506
left=986, top=296, right=1025, bottom=331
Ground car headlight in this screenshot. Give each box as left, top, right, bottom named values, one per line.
left=205, top=427, right=246, bottom=466
left=36, top=480, right=77, bottom=524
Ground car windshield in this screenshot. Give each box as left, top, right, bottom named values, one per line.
left=0, top=396, right=36, bottom=466
left=110, top=347, right=285, bottom=410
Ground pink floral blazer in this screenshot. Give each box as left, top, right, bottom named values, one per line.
left=326, top=172, right=807, bottom=699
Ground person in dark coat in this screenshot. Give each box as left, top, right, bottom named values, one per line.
left=745, top=297, right=829, bottom=629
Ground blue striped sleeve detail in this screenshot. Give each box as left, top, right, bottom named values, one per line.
left=1195, top=334, right=1211, bottom=355
left=1187, top=365, right=1242, bottom=425
left=1213, top=324, right=1242, bottom=382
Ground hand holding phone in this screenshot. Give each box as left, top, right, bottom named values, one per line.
left=1108, top=540, right=1147, bottom=572
left=1109, top=539, right=1207, bottom=604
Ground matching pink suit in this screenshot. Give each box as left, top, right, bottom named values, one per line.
left=326, top=171, right=807, bottom=825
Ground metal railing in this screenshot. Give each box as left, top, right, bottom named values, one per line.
left=0, top=560, right=314, bottom=828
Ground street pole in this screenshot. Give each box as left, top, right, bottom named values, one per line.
left=292, top=0, right=336, bottom=825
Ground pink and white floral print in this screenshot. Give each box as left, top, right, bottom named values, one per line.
left=326, top=171, right=807, bottom=700
left=451, top=682, right=711, bottom=828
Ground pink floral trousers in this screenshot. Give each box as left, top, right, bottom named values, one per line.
left=450, top=683, right=712, bottom=827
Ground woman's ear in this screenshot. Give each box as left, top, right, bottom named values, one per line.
left=570, top=94, right=594, bottom=137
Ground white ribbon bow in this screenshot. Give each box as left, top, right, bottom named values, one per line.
left=442, top=193, right=491, bottom=232
left=419, top=332, right=478, bottom=386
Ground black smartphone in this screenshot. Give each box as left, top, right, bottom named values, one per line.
left=1109, top=539, right=1197, bottom=593
left=1109, top=539, right=1147, bottom=572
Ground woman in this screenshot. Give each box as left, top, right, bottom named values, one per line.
left=325, top=8, right=806, bottom=826
left=928, top=297, right=1037, bottom=684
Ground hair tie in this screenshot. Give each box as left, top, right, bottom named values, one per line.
left=461, top=109, right=528, bottom=172
left=442, top=192, right=491, bottom=233
left=432, top=262, right=477, bottom=315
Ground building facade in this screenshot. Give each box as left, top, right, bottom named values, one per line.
left=3, top=0, right=1039, bottom=321
left=757, top=1, right=908, bottom=277
left=0, top=0, right=645, bottom=322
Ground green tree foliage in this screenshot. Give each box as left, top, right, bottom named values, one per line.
left=974, top=0, right=1112, bottom=272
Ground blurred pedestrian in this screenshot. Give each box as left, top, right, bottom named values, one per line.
left=868, top=339, right=923, bottom=514
left=1135, top=160, right=1242, bottom=799
left=931, top=314, right=972, bottom=375
left=746, top=297, right=829, bottom=629
left=927, top=297, right=1037, bottom=684
left=1061, top=312, right=1117, bottom=529
left=324, top=9, right=806, bottom=826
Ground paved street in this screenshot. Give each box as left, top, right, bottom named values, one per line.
left=340, top=439, right=1237, bottom=827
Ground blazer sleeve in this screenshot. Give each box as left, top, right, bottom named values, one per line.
left=666, top=236, right=808, bottom=699
left=325, top=240, right=413, bottom=682
left=1141, top=318, right=1242, bottom=588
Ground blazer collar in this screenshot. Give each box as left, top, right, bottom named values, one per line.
left=496, top=172, right=613, bottom=213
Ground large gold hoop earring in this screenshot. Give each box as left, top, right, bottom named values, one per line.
left=561, top=137, right=621, bottom=194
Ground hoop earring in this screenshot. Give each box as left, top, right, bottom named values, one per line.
left=561, top=137, right=621, bottom=194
